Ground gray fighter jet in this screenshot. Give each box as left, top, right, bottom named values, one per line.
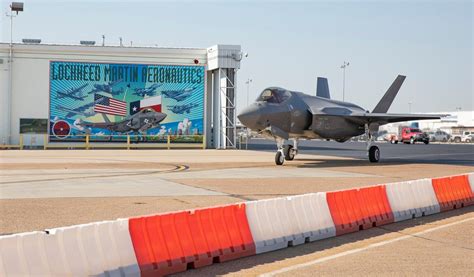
left=56, top=84, right=88, bottom=101
left=78, top=108, right=167, bottom=134
left=238, top=75, right=445, bottom=164
left=132, top=84, right=162, bottom=97
left=161, top=87, right=195, bottom=102
left=167, top=103, right=198, bottom=114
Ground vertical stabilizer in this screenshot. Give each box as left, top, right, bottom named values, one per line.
left=316, top=77, right=331, bottom=99
left=372, top=75, right=406, bottom=113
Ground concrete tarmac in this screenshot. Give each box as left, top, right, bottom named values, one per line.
left=1, top=145, right=473, bottom=276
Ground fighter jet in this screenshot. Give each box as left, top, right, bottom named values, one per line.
left=238, top=75, right=445, bottom=165
left=167, top=103, right=198, bottom=114
left=161, top=87, right=195, bottom=102
left=78, top=108, right=167, bottom=134
left=56, top=84, right=88, bottom=101
left=88, top=80, right=123, bottom=95
left=132, top=84, right=162, bottom=97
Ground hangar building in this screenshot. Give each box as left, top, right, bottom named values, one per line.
left=0, top=42, right=243, bottom=149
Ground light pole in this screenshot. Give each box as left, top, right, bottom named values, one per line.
left=245, top=78, right=252, bottom=107
left=5, top=2, right=23, bottom=144
left=340, top=61, right=350, bottom=101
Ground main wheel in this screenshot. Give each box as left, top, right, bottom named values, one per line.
left=368, top=145, right=380, bottom=163
left=424, top=140, right=429, bottom=145
left=275, top=151, right=285, bottom=165
left=283, top=145, right=295, bottom=161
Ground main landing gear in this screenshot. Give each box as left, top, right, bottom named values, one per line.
left=275, top=138, right=298, bottom=165
left=366, top=124, right=380, bottom=163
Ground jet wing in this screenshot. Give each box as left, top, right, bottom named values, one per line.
left=336, top=112, right=447, bottom=125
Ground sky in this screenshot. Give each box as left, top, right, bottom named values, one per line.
left=1, top=0, right=472, bottom=113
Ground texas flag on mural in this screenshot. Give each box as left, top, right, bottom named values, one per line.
left=129, top=95, right=162, bottom=115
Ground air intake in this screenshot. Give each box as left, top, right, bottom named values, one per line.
left=80, top=41, right=96, bottom=46
left=22, top=38, right=41, bottom=44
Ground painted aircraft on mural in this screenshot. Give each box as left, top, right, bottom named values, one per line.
left=168, top=103, right=199, bottom=114
left=161, top=87, right=196, bottom=102
left=238, top=75, right=445, bottom=164
left=132, top=84, right=162, bottom=97
left=56, top=104, right=95, bottom=118
left=88, top=80, right=123, bottom=95
left=78, top=108, right=167, bottom=134
left=56, top=84, right=88, bottom=101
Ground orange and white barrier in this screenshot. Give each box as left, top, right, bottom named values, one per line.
left=385, top=178, right=440, bottom=222
left=432, top=175, right=473, bottom=211
left=326, top=185, right=394, bottom=235
left=468, top=173, right=474, bottom=193
left=245, top=193, right=335, bottom=254
left=0, top=219, right=139, bottom=276
left=1, top=172, right=473, bottom=276
left=128, top=203, right=255, bottom=276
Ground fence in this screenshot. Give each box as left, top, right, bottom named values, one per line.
left=0, top=134, right=205, bottom=150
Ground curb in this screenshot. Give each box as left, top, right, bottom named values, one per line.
left=1, top=172, right=473, bottom=276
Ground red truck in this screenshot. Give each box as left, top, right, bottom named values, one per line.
left=385, top=127, right=430, bottom=144
left=398, top=127, right=430, bottom=144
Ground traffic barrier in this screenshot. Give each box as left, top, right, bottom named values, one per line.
left=431, top=174, right=473, bottom=211
left=0, top=219, right=139, bottom=276
left=246, top=193, right=335, bottom=254
left=385, top=179, right=440, bottom=221
left=0, top=231, right=50, bottom=276
left=128, top=203, right=255, bottom=276
left=327, top=185, right=394, bottom=235
left=468, top=172, right=474, bottom=193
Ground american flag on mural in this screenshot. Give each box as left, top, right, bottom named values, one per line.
left=94, top=94, right=127, bottom=116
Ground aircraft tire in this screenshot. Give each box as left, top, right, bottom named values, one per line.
left=283, top=145, right=295, bottom=161
left=275, top=151, right=285, bottom=165
left=368, top=146, right=380, bottom=163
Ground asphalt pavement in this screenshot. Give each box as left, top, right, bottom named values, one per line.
left=246, top=139, right=474, bottom=165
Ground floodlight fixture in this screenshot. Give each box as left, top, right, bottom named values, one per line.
left=10, top=2, right=24, bottom=14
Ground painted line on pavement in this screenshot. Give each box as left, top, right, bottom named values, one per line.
left=260, top=217, right=474, bottom=277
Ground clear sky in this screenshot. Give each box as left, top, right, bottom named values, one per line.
left=1, top=0, right=472, bottom=113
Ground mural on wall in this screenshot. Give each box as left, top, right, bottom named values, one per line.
left=49, top=61, right=205, bottom=142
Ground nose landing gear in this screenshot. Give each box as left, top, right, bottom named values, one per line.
left=275, top=138, right=298, bottom=165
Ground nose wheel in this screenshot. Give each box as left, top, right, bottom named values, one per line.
left=275, top=150, right=285, bottom=165
left=274, top=138, right=298, bottom=165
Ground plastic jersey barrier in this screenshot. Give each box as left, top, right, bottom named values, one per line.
left=128, top=203, right=255, bottom=276
left=431, top=174, right=474, bottom=211
left=0, top=219, right=139, bottom=277
left=385, top=178, right=440, bottom=222
left=245, top=193, right=336, bottom=254
left=468, top=173, right=474, bottom=194
left=326, top=185, right=394, bottom=235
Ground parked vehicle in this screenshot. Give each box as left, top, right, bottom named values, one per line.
left=427, top=130, right=450, bottom=142
left=398, top=127, right=430, bottom=144
left=452, top=131, right=472, bottom=143
left=462, top=134, right=474, bottom=143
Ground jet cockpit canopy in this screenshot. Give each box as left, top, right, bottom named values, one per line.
left=257, top=88, right=291, bottom=104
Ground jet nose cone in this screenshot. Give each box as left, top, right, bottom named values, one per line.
left=238, top=104, right=261, bottom=130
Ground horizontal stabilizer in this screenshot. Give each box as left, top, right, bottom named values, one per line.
left=372, top=75, right=406, bottom=113
left=316, top=77, right=331, bottom=99
left=339, top=112, right=447, bottom=125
